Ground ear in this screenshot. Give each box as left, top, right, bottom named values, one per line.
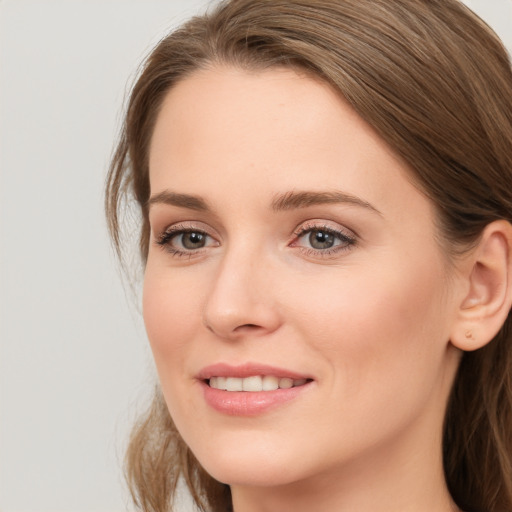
left=450, top=220, right=512, bottom=351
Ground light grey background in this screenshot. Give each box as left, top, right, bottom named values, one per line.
left=0, top=1, right=510, bottom=511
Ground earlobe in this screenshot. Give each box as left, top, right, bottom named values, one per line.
left=451, top=220, right=512, bottom=352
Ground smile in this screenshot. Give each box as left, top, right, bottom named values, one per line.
left=208, top=375, right=309, bottom=391
left=198, top=364, right=314, bottom=415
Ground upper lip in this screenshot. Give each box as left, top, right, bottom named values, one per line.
left=197, top=362, right=312, bottom=381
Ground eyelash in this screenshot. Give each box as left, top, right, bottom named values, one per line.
left=291, top=223, right=357, bottom=258
left=155, top=222, right=357, bottom=259
left=155, top=224, right=215, bottom=258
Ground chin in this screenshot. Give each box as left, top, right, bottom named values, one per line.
left=200, top=453, right=303, bottom=488
left=183, top=430, right=310, bottom=488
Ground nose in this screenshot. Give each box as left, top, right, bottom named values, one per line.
left=202, top=249, right=282, bottom=340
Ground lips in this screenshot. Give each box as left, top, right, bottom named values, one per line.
left=197, top=363, right=313, bottom=416
left=197, top=362, right=311, bottom=380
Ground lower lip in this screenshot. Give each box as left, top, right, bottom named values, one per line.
left=200, top=381, right=311, bottom=416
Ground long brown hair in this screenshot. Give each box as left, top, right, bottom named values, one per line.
left=105, top=1, right=512, bottom=510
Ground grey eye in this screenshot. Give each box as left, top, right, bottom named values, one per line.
left=180, top=231, right=207, bottom=249
left=308, top=230, right=336, bottom=249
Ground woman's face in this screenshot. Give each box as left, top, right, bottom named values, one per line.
left=144, top=66, right=462, bottom=491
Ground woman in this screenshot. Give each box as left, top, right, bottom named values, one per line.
left=105, top=0, right=512, bottom=511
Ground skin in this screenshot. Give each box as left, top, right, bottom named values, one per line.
left=144, top=66, right=465, bottom=512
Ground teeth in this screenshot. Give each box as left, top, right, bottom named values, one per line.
left=279, top=377, right=293, bottom=389
left=262, top=375, right=279, bottom=391
left=209, top=375, right=308, bottom=391
left=226, top=377, right=243, bottom=391
left=243, top=376, right=263, bottom=391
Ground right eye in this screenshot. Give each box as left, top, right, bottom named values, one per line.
left=172, top=231, right=209, bottom=250
left=156, top=225, right=218, bottom=257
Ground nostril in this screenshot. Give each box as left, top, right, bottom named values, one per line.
left=203, top=320, right=262, bottom=336
left=234, top=323, right=261, bottom=332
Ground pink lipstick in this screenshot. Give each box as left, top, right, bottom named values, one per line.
left=197, top=363, right=313, bottom=416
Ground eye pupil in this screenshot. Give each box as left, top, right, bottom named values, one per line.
left=182, top=232, right=206, bottom=249
left=309, top=230, right=335, bottom=249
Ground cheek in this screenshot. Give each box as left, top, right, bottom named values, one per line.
left=142, top=265, right=202, bottom=372
left=279, top=261, right=453, bottom=460
left=286, top=256, right=451, bottom=396
left=142, top=265, right=209, bottom=432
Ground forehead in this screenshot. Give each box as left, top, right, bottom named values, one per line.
left=148, top=65, right=428, bottom=221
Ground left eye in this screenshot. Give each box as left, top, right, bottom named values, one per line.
left=295, top=227, right=355, bottom=251
left=305, top=230, right=337, bottom=249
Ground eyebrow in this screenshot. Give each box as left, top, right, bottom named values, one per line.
left=147, top=191, right=209, bottom=211
left=271, top=190, right=381, bottom=215
left=147, top=189, right=381, bottom=215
